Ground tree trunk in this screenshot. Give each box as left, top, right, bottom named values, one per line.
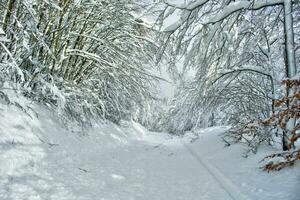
left=284, top=0, right=296, bottom=77
left=283, top=0, right=296, bottom=151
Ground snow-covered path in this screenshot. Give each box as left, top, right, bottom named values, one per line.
left=0, top=105, right=299, bottom=200
left=48, top=133, right=239, bottom=200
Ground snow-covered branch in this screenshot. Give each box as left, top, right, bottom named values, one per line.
left=164, top=0, right=285, bottom=31
left=205, top=0, right=284, bottom=24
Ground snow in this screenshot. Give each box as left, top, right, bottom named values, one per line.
left=0, top=27, right=5, bottom=35
left=164, top=0, right=285, bottom=31
left=164, top=0, right=209, bottom=10
left=0, top=102, right=299, bottom=200
left=186, top=127, right=300, bottom=200
left=163, top=10, right=189, bottom=32
left=205, top=0, right=284, bottom=24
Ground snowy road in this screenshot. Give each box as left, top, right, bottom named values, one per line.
left=182, top=142, right=250, bottom=200
left=50, top=136, right=238, bottom=200
left=1, top=106, right=299, bottom=200
left=42, top=125, right=251, bottom=200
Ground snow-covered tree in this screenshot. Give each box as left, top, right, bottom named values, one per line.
left=152, top=0, right=299, bottom=150
left=0, top=0, right=158, bottom=125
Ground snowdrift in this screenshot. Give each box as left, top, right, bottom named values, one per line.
left=0, top=101, right=299, bottom=200
left=0, top=101, right=147, bottom=200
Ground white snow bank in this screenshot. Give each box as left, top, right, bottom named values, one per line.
left=184, top=127, right=300, bottom=200
left=1, top=99, right=299, bottom=200
left=0, top=100, right=148, bottom=200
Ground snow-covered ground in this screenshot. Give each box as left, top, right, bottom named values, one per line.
left=0, top=102, right=299, bottom=200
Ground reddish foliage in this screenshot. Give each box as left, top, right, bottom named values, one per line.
left=261, top=150, right=300, bottom=172
left=261, top=79, right=300, bottom=171
left=282, top=79, right=300, bottom=88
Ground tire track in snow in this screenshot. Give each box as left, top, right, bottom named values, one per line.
left=182, top=141, right=251, bottom=200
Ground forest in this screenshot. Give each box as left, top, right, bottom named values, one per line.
left=0, top=0, right=299, bottom=199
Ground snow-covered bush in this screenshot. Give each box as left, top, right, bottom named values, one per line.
left=0, top=0, right=157, bottom=125
left=134, top=97, right=171, bottom=132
